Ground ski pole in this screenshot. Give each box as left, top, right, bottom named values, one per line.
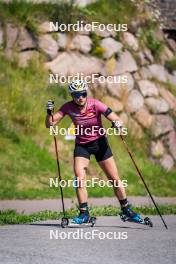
left=51, top=101, right=66, bottom=218
left=119, top=134, right=168, bottom=230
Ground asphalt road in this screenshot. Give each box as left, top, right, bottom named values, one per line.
left=0, top=216, right=175, bottom=264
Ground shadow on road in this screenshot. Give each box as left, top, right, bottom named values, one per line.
left=29, top=223, right=148, bottom=230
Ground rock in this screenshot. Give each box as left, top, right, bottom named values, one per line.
left=117, top=50, right=138, bottom=74
left=94, top=27, right=111, bottom=38
left=137, top=80, right=159, bottom=97
left=18, top=51, right=39, bottom=67
left=166, top=38, right=176, bottom=53
left=122, top=32, right=139, bottom=51
left=139, top=67, right=152, bottom=79
left=109, top=29, right=117, bottom=38
left=101, top=57, right=116, bottom=76
left=45, top=52, right=103, bottom=76
left=0, top=23, right=3, bottom=46
left=134, top=107, right=154, bottom=128
left=129, top=20, right=141, bottom=34
left=128, top=118, right=143, bottom=139
left=89, top=78, right=107, bottom=99
left=125, top=90, right=144, bottom=113
left=155, top=29, right=164, bottom=41
left=38, top=21, right=51, bottom=33
left=160, top=154, right=174, bottom=171
left=168, top=74, right=176, bottom=86
left=57, top=33, right=68, bottom=50
left=143, top=48, right=154, bottom=63
left=38, top=34, right=58, bottom=60
left=5, top=23, right=18, bottom=49
left=102, top=96, right=123, bottom=112
left=75, top=0, right=97, bottom=7
left=161, top=46, right=174, bottom=62
left=18, top=27, right=36, bottom=50
left=150, top=141, right=165, bottom=158
left=70, top=35, right=92, bottom=53
left=148, top=64, right=169, bottom=83
left=78, top=24, right=91, bottom=35
left=145, top=97, right=170, bottom=114
left=151, top=115, right=174, bottom=137
left=103, top=51, right=138, bottom=75
left=136, top=52, right=148, bottom=66
left=100, top=38, right=122, bottom=59
left=119, top=112, right=128, bottom=127
left=162, top=131, right=176, bottom=161
left=159, top=87, right=176, bottom=111
left=107, top=72, right=134, bottom=99
left=133, top=72, right=141, bottom=81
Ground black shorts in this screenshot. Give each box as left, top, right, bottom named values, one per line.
left=74, top=136, right=113, bottom=162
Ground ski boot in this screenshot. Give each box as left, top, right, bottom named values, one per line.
left=120, top=204, right=153, bottom=227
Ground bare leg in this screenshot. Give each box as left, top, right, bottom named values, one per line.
left=98, top=156, right=127, bottom=202
left=74, top=157, right=90, bottom=205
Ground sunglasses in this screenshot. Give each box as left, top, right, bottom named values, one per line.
left=72, top=92, right=87, bottom=99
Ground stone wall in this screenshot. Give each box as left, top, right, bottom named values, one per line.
left=158, top=0, right=176, bottom=30
left=0, top=20, right=176, bottom=171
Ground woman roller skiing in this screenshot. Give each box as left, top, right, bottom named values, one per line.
left=46, top=80, right=144, bottom=225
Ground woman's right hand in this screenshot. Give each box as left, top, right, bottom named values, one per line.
left=46, top=100, right=54, bottom=116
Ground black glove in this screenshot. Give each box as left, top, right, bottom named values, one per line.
left=46, top=100, right=54, bottom=115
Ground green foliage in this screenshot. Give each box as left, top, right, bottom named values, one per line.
left=85, top=0, right=138, bottom=25
left=1, top=205, right=176, bottom=224
left=165, top=56, right=176, bottom=74
left=138, top=29, right=164, bottom=60
left=0, top=0, right=87, bottom=35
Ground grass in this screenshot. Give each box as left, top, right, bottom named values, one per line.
left=0, top=0, right=155, bottom=36
left=86, top=0, right=140, bottom=25
left=0, top=0, right=83, bottom=35
left=0, top=205, right=176, bottom=225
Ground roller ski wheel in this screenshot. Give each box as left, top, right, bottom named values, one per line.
left=61, top=217, right=69, bottom=228
left=89, top=216, right=96, bottom=227
left=120, top=213, right=153, bottom=227
left=144, top=217, right=153, bottom=227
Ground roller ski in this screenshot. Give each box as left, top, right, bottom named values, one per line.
left=61, top=204, right=96, bottom=228
left=120, top=205, right=153, bottom=227
left=61, top=213, right=96, bottom=228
